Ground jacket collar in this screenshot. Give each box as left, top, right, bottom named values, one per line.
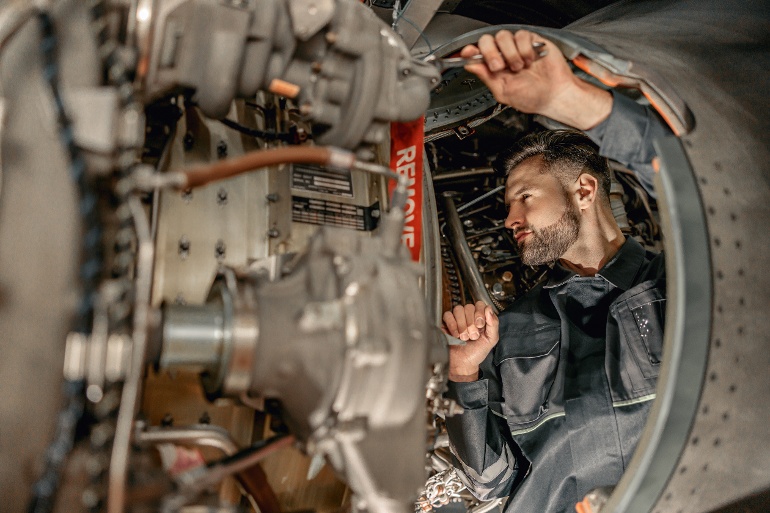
left=544, top=237, right=646, bottom=291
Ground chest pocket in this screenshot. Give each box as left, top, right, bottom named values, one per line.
left=493, top=325, right=560, bottom=426
left=611, top=283, right=666, bottom=392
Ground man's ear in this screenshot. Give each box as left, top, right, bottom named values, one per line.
left=576, top=173, right=599, bottom=209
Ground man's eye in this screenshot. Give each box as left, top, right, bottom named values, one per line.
left=521, top=194, right=531, bottom=201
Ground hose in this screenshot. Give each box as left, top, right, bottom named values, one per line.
left=179, top=146, right=356, bottom=188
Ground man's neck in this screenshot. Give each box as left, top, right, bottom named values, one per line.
left=559, top=211, right=625, bottom=276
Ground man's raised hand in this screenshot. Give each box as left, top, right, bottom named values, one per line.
left=442, top=301, right=499, bottom=382
left=460, top=29, right=613, bottom=131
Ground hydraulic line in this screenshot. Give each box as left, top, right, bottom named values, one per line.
left=441, top=193, right=499, bottom=313
left=162, top=434, right=295, bottom=511
left=179, top=146, right=356, bottom=188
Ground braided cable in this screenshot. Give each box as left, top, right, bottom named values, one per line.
left=27, top=10, right=104, bottom=513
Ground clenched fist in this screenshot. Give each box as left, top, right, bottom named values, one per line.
left=442, top=301, right=499, bottom=382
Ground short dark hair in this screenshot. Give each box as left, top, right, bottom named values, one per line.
left=504, top=129, right=612, bottom=203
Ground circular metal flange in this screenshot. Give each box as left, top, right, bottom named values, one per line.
left=425, top=29, right=504, bottom=136
left=202, top=270, right=259, bottom=397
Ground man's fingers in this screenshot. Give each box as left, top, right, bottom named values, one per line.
left=443, top=310, right=460, bottom=338
left=495, top=30, right=525, bottom=71
left=452, top=305, right=470, bottom=340
left=464, top=304, right=480, bottom=340
left=513, top=29, right=537, bottom=67
left=474, top=301, right=487, bottom=328
left=459, top=44, right=480, bottom=58
left=477, top=33, right=506, bottom=72
left=484, top=306, right=500, bottom=344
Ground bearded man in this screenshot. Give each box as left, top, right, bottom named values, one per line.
left=442, top=129, right=666, bottom=513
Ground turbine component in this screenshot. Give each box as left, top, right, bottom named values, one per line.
left=138, top=0, right=439, bottom=148
left=155, top=222, right=447, bottom=513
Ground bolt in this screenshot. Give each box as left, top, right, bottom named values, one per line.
left=216, top=140, right=228, bottom=158
left=463, top=219, right=473, bottom=228
left=492, top=282, right=504, bottom=295
left=85, top=456, right=105, bottom=478
left=215, top=240, right=226, bottom=260
left=161, top=413, right=174, bottom=427
left=325, top=32, right=338, bottom=45
left=178, top=236, right=190, bottom=259
left=266, top=193, right=280, bottom=202
left=217, top=188, right=228, bottom=205
left=82, top=488, right=100, bottom=509
left=502, top=271, right=513, bottom=282
left=402, top=68, right=411, bottom=76
left=183, top=132, right=194, bottom=150
left=371, top=209, right=380, bottom=219
left=268, top=228, right=280, bottom=238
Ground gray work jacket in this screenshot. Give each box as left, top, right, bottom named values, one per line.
left=445, top=238, right=666, bottom=513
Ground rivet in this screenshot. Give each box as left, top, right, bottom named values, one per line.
left=217, top=140, right=228, bottom=158
left=217, top=188, right=228, bottom=205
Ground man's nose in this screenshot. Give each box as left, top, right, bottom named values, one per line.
left=505, top=205, right=523, bottom=230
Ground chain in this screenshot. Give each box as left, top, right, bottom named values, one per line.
left=415, top=468, right=467, bottom=513
left=88, top=0, right=141, bottom=331
left=27, top=9, right=103, bottom=513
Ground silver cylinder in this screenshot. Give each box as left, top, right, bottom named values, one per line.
left=159, top=303, right=225, bottom=373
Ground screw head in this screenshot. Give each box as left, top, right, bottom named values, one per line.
left=215, top=240, right=226, bottom=260
left=216, top=140, right=228, bottom=158
left=178, top=236, right=191, bottom=259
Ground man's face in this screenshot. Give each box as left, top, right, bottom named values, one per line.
left=504, top=156, right=580, bottom=265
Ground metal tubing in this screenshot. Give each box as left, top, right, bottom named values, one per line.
left=108, top=197, right=154, bottom=513
left=432, top=168, right=495, bottom=182
left=178, top=435, right=295, bottom=494
left=136, top=425, right=239, bottom=456
left=441, top=193, right=498, bottom=313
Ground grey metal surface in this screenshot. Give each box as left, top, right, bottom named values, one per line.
left=422, top=153, right=443, bottom=325
left=559, top=2, right=770, bottom=512
left=152, top=106, right=265, bottom=306
left=395, top=0, right=444, bottom=49
left=603, top=138, right=711, bottom=513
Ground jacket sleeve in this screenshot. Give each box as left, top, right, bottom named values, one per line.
left=444, top=359, right=521, bottom=501
left=584, top=91, right=672, bottom=197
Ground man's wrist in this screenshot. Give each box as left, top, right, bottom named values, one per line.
left=448, top=368, right=480, bottom=382
left=542, top=76, right=613, bottom=131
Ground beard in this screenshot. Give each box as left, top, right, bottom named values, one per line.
left=516, top=201, right=580, bottom=266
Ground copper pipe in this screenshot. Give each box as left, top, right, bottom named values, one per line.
left=237, top=464, right=283, bottom=513
left=136, top=425, right=283, bottom=513
left=178, top=435, right=296, bottom=493
left=180, top=146, right=355, bottom=188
